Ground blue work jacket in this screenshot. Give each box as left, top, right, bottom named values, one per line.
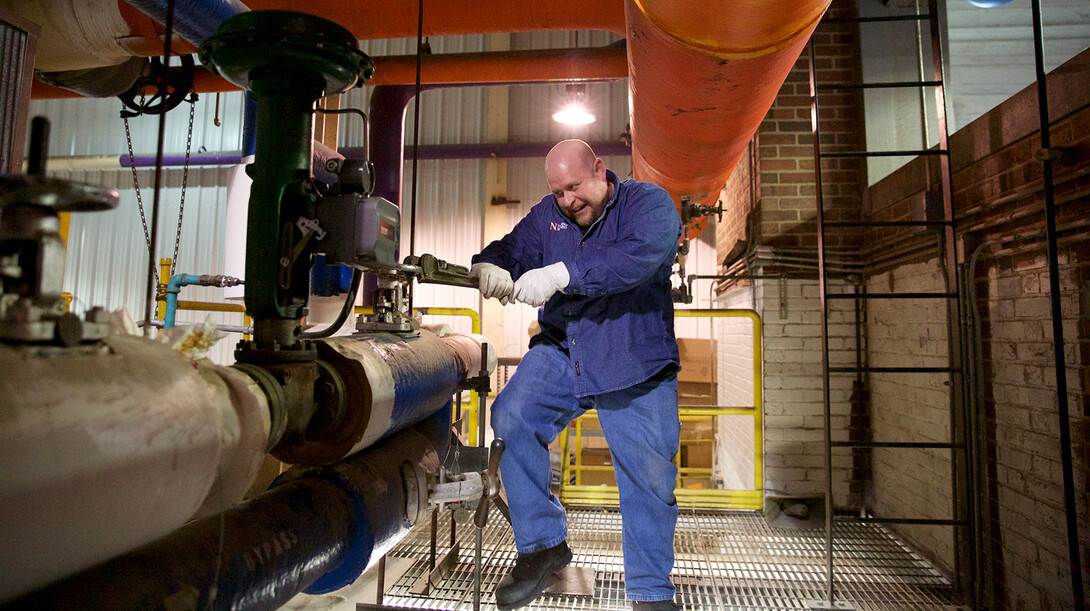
left=473, top=170, right=682, bottom=397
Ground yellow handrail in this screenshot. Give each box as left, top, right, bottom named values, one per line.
left=560, top=308, right=764, bottom=509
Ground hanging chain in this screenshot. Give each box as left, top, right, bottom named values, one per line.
left=170, top=96, right=196, bottom=278
left=123, top=99, right=152, bottom=257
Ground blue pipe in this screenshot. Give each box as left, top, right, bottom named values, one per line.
left=163, top=273, right=203, bottom=329
left=124, top=0, right=249, bottom=49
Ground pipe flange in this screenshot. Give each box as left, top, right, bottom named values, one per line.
left=306, top=359, right=348, bottom=441
left=232, top=362, right=287, bottom=450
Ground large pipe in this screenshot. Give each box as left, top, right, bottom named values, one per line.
left=625, top=0, right=831, bottom=212
left=5, top=409, right=450, bottom=611
left=277, top=329, right=494, bottom=464
left=0, top=336, right=270, bottom=600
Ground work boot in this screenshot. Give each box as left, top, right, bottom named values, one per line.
left=631, top=599, right=683, bottom=610
left=494, top=541, right=573, bottom=610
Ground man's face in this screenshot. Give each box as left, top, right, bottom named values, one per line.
left=546, top=157, right=611, bottom=228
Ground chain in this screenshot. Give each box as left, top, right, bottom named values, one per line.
left=123, top=101, right=152, bottom=256
left=170, top=96, right=196, bottom=278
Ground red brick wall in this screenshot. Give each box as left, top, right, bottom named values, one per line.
left=865, top=46, right=1090, bottom=611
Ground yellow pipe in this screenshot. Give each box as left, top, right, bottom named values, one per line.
left=157, top=258, right=171, bottom=322
left=176, top=301, right=247, bottom=313
left=561, top=308, right=764, bottom=509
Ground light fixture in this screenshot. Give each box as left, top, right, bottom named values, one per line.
left=552, top=83, right=596, bottom=126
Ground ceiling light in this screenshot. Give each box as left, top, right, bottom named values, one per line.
left=553, top=84, right=596, bottom=126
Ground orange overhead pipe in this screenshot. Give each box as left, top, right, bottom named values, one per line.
left=243, top=0, right=626, bottom=38
left=625, top=0, right=831, bottom=220
left=30, top=46, right=628, bottom=98
left=369, top=46, right=628, bottom=86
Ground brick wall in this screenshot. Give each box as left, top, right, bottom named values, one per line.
left=864, top=45, right=1090, bottom=610
left=976, top=246, right=1088, bottom=611
left=866, top=259, right=956, bottom=573
left=715, top=290, right=759, bottom=490
left=725, top=278, right=856, bottom=502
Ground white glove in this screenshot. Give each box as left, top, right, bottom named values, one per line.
left=513, top=262, right=570, bottom=307
left=469, top=262, right=513, bottom=304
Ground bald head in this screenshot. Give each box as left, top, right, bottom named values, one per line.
left=545, top=139, right=612, bottom=228
left=545, top=139, right=597, bottom=175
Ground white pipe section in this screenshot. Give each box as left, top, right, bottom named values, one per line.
left=0, top=336, right=269, bottom=599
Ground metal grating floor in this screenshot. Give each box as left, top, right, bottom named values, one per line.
left=358, top=506, right=958, bottom=611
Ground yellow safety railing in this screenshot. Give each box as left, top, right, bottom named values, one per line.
left=560, top=308, right=763, bottom=510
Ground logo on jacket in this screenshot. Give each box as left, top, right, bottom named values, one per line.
left=550, top=221, right=569, bottom=231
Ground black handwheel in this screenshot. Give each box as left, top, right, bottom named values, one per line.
left=118, top=55, right=196, bottom=118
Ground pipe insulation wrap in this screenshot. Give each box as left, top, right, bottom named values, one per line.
left=1, top=0, right=135, bottom=72
left=0, top=336, right=267, bottom=600
left=6, top=409, right=451, bottom=610
left=125, top=0, right=250, bottom=47
left=275, top=329, right=473, bottom=464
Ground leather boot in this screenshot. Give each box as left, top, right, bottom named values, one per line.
left=494, top=541, right=573, bottom=610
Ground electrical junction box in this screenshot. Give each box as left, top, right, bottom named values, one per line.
left=316, top=194, right=399, bottom=270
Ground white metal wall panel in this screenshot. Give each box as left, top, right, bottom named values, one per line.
left=58, top=166, right=239, bottom=365
left=28, top=86, right=245, bottom=159
left=400, top=157, right=487, bottom=336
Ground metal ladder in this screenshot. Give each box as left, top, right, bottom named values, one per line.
left=808, top=1, right=973, bottom=608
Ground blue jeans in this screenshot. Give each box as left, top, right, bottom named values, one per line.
left=491, top=343, right=680, bottom=602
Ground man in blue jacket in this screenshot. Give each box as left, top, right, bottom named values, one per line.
left=470, top=139, right=683, bottom=611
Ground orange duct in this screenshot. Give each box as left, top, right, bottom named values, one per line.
left=625, top=0, right=831, bottom=221
left=243, top=0, right=626, bottom=38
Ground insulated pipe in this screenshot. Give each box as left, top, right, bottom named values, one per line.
left=124, top=0, right=250, bottom=49
left=0, top=336, right=270, bottom=600
left=625, top=0, right=831, bottom=211
left=5, top=409, right=449, bottom=611
left=276, top=329, right=493, bottom=464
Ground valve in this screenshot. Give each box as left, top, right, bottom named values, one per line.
left=0, top=117, right=119, bottom=345
left=429, top=437, right=505, bottom=527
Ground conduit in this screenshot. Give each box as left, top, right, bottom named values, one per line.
left=625, top=0, right=831, bottom=220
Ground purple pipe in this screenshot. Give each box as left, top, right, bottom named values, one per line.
left=122, top=153, right=243, bottom=167
left=113, top=140, right=632, bottom=169
left=367, top=85, right=430, bottom=207
left=342, top=141, right=631, bottom=162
